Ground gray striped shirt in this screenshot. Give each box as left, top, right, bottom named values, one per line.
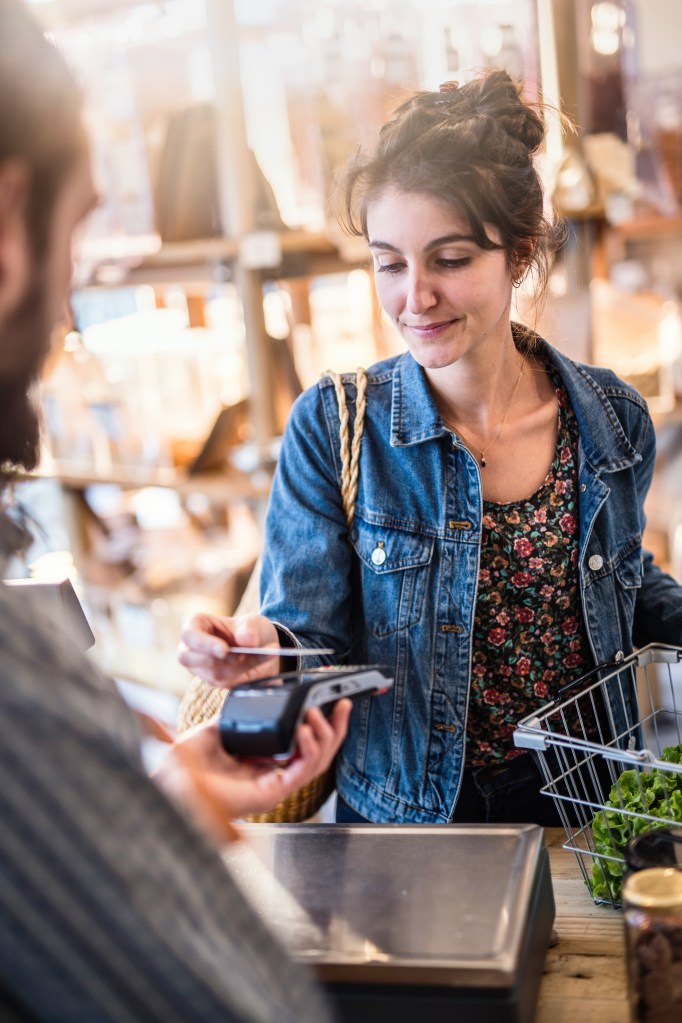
left=0, top=581, right=334, bottom=1023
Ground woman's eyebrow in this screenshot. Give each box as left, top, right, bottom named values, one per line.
left=425, top=232, right=474, bottom=250
left=368, top=239, right=401, bottom=252
left=368, top=232, right=474, bottom=252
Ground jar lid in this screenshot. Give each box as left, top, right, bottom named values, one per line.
left=624, top=867, right=682, bottom=909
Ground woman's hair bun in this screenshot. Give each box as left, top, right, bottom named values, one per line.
left=331, top=63, right=565, bottom=307
left=464, top=69, right=545, bottom=154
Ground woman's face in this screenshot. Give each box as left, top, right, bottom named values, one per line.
left=366, top=187, right=515, bottom=370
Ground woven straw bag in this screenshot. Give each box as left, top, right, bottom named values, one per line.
left=176, top=368, right=367, bottom=822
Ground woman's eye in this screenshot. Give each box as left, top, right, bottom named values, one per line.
left=376, top=262, right=405, bottom=275
left=438, top=257, right=471, bottom=269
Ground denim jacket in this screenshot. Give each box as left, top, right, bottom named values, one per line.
left=261, top=330, right=682, bottom=822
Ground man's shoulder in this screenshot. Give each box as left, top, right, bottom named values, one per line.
left=0, top=581, right=59, bottom=664
left=0, top=581, right=126, bottom=732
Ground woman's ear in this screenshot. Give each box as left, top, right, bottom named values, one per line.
left=511, top=238, right=536, bottom=286
left=0, top=159, right=30, bottom=325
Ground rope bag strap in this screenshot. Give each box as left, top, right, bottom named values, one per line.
left=325, top=367, right=367, bottom=529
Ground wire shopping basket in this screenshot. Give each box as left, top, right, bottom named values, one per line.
left=513, top=643, right=682, bottom=908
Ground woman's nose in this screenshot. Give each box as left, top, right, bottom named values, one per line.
left=406, top=271, right=437, bottom=313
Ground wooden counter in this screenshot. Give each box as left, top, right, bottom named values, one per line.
left=539, top=828, right=628, bottom=1023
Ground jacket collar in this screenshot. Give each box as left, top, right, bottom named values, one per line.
left=390, top=352, right=444, bottom=447
left=390, top=326, right=644, bottom=472
left=536, top=336, right=644, bottom=473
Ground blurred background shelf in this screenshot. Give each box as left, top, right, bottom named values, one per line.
left=29, top=459, right=273, bottom=502
left=13, top=0, right=682, bottom=694
left=80, top=230, right=370, bottom=287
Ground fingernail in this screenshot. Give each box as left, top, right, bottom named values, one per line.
left=212, top=644, right=224, bottom=657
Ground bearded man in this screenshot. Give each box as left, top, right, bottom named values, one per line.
left=0, top=4, right=347, bottom=1020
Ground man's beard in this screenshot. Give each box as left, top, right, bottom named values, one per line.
left=0, top=267, right=51, bottom=477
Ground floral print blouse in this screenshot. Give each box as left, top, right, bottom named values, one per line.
left=466, top=373, right=592, bottom=767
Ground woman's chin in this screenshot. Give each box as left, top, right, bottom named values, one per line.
left=405, top=341, right=464, bottom=372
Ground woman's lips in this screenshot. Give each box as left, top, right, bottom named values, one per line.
left=403, top=319, right=458, bottom=340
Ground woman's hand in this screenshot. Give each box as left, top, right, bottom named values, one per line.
left=178, top=612, right=280, bottom=687
left=154, top=700, right=352, bottom=840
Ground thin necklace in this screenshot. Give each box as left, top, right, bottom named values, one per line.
left=440, top=356, right=526, bottom=469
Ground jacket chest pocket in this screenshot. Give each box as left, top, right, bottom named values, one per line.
left=584, top=535, right=643, bottom=589
left=352, top=518, right=434, bottom=638
left=583, top=534, right=643, bottom=637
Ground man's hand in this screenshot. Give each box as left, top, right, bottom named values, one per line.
left=153, top=699, right=351, bottom=841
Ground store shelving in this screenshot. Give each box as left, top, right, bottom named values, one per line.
left=24, top=0, right=546, bottom=692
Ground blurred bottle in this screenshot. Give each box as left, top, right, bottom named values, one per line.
left=41, top=329, right=114, bottom=468
left=496, top=24, right=523, bottom=82
left=40, top=330, right=127, bottom=472
left=443, top=26, right=460, bottom=76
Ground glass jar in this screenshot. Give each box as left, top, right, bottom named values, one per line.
left=625, top=828, right=682, bottom=875
left=623, top=866, right=682, bottom=1022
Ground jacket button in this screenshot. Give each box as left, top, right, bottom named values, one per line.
left=580, top=484, right=586, bottom=493
left=371, top=545, right=387, bottom=566
left=588, top=554, right=604, bottom=571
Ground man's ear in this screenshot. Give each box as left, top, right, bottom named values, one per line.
left=0, top=159, right=30, bottom=324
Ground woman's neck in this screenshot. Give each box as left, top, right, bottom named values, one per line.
left=427, top=335, right=526, bottom=436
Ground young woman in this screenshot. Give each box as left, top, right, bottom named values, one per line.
left=179, top=69, right=682, bottom=824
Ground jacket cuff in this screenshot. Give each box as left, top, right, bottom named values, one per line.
left=273, top=622, right=300, bottom=674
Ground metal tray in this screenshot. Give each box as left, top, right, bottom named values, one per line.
left=224, top=823, right=554, bottom=1023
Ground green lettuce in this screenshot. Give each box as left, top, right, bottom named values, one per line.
left=589, top=744, right=682, bottom=903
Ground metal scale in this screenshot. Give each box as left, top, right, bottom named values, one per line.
left=225, top=822, right=554, bottom=1023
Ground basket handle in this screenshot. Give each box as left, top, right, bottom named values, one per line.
left=554, top=643, right=682, bottom=702
left=554, top=656, right=627, bottom=701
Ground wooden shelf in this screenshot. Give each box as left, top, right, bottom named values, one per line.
left=558, top=207, right=682, bottom=239
left=558, top=205, right=681, bottom=235
left=608, top=212, right=682, bottom=240
left=557, top=202, right=605, bottom=221
left=83, top=230, right=369, bottom=288
left=26, top=460, right=273, bottom=503
left=592, top=210, right=682, bottom=279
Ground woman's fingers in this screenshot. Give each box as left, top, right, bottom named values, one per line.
left=177, top=649, right=279, bottom=687
left=177, top=613, right=280, bottom=687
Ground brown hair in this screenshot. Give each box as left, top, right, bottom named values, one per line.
left=0, top=1, right=84, bottom=485
left=0, top=0, right=85, bottom=261
left=333, top=69, right=565, bottom=298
